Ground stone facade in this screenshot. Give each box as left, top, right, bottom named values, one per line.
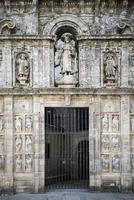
left=0, top=0, right=134, bottom=194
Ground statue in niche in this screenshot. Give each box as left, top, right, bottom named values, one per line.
left=0, top=138, right=3, bottom=152
left=25, top=135, right=32, bottom=152
left=112, top=115, right=119, bottom=132
left=55, top=33, right=78, bottom=87
left=15, top=155, right=22, bottom=172
left=15, top=52, right=30, bottom=86
left=25, top=154, right=32, bottom=172
left=15, top=136, right=22, bottom=152
left=25, top=116, right=32, bottom=132
left=102, top=155, right=109, bottom=171
left=102, top=114, right=109, bottom=132
left=104, top=52, right=118, bottom=85
left=15, top=116, right=22, bottom=132
left=112, top=155, right=120, bottom=172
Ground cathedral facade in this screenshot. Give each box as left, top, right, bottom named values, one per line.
left=0, top=0, right=134, bottom=194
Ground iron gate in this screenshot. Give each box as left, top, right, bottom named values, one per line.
left=45, top=107, right=89, bottom=189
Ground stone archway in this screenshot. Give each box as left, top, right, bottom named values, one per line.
left=43, top=14, right=89, bottom=36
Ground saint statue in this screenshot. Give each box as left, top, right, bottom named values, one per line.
left=55, top=33, right=77, bottom=78
left=15, top=136, right=22, bottom=152
left=104, top=52, right=118, bottom=83
left=15, top=53, right=30, bottom=85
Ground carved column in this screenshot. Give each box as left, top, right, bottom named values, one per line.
left=4, top=96, right=13, bottom=193
left=121, top=96, right=132, bottom=192
left=89, top=96, right=101, bottom=190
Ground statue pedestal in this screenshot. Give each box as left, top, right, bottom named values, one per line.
left=56, top=74, right=78, bottom=88
left=105, top=77, right=116, bottom=87
left=18, top=75, right=27, bottom=86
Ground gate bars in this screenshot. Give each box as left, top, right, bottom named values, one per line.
left=45, top=107, right=89, bottom=189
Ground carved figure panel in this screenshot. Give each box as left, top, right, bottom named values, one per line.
left=25, top=135, right=32, bottom=152
left=102, top=154, right=110, bottom=172
left=112, top=155, right=120, bottom=172
left=128, top=49, right=134, bottom=86
left=0, top=155, right=4, bottom=171
left=25, top=154, right=32, bottom=172
left=110, top=135, right=120, bottom=151
left=112, top=115, right=119, bottom=132
left=131, top=136, right=134, bottom=153
left=131, top=154, right=134, bottom=170
left=15, top=52, right=30, bottom=86
left=0, top=116, right=4, bottom=132
left=15, top=155, right=22, bottom=172
left=103, top=50, right=118, bottom=86
left=0, top=136, right=4, bottom=153
left=25, top=115, right=32, bottom=132
left=130, top=116, right=134, bottom=132
left=15, top=136, right=22, bottom=153
left=102, top=135, right=110, bottom=152
left=102, top=114, right=109, bottom=132
left=15, top=116, right=22, bottom=133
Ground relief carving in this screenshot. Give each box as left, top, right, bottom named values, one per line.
left=102, top=155, right=109, bottom=172
left=15, top=136, right=22, bottom=153
left=112, top=155, right=120, bottom=172
left=15, top=155, right=22, bottom=172
left=15, top=116, right=22, bottom=133
left=102, top=114, right=109, bottom=132
left=25, top=116, right=32, bottom=132
left=25, top=135, right=32, bottom=152
left=111, top=135, right=120, bottom=151
left=15, top=52, right=30, bottom=86
left=0, top=19, right=15, bottom=34
left=0, top=116, right=4, bottom=132
left=102, top=135, right=110, bottom=152
left=112, top=115, right=119, bottom=132
left=0, top=137, right=4, bottom=153
left=130, top=116, right=134, bottom=132
left=0, top=155, right=4, bottom=170
left=129, top=49, right=134, bottom=86
left=25, top=154, right=32, bottom=172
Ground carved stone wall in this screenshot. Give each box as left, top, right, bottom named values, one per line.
left=0, top=0, right=133, bottom=194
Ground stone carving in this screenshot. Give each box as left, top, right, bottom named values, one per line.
left=112, top=155, right=120, bottom=172
left=102, top=155, right=109, bottom=172
left=112, top=115, right=119, bottom=132
left=102, top=114, right=109, bottom=132
left=25, top=116, right=32, bottom=132
left=0, top=19, right=15, bottom=34
left=15, top=155, right=22, bottom=172
left=25, top=154, right=32, bottom=172
left=0, top=117, right=3, bottom=132
left=102, top=135, right=110, bottom=152
left=129, top=49, right=134, bottom=86
left=15, top=52, right=30, bottom=86
left=111, top=135, right=120, bottom=151
left=55, top=33, right=78, bottom=87
left=103, top=51, right=118, bottom=85
left=0, top=155, right=4, bottom=170
left=130, top=116, right=134, bottom=132
left=25, top=136, right=32, bottom=152
left=131, top=154, right=134, bottom=170
left=0, top=137, right=4, bottom=152
left=15, top=116, right=22, bottom=133
left=15, top=136, right=22, bottom=152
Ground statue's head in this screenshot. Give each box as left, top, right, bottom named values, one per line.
left=61, top=33, right=73, bottom=43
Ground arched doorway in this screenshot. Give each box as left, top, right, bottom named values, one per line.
left=78, top=140, right=89, bottom=181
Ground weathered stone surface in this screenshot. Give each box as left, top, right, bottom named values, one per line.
left=0, top=0, right=133, bottom=194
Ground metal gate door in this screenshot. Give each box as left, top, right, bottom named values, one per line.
left=45, top=107, right=89, bottom=189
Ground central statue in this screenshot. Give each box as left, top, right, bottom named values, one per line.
left=55, top=33, right=78, bottom=87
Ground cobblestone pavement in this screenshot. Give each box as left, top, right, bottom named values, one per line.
left=0, top=190, right=134, bottom=200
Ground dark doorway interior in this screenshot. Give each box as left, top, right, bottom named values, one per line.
left=45, top=107, right=89, bottom=190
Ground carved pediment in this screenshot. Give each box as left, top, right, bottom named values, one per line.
left=0, top=19, right=15, bottom=34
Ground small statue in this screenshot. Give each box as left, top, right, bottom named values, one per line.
left=112, top=155, right=120, bottom=171
left=15, top=53, right=30, bottom=85
left=112, top=115, right=119, bottom=132
left=104, top=52, right=118, bottom=84
left=102, top=114, right=109, bottom=132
